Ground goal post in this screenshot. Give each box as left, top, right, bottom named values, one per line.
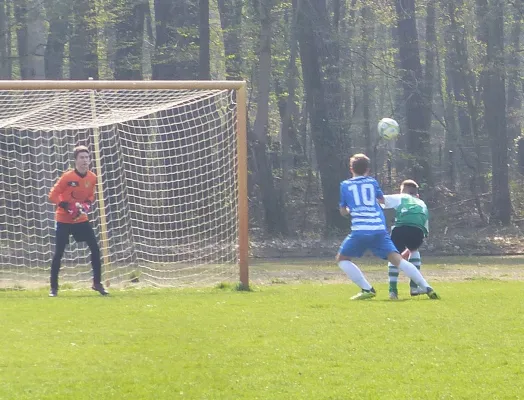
left=89, top=86, right=111, bottom=270
left=0, top=80, right=249, bottom=290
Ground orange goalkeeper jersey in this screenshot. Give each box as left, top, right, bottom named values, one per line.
left=49, top=169, right=97, bottom=224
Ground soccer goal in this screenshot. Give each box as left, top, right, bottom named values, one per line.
left=0, top=80, right=248, bottom=290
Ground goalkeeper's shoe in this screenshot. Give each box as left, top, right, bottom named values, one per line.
left=92, top=283, right=109, bottom=296
left=425, top=287, right=440, bottom=300
left=350, top=287, right=376, bottom=300
left=49, top=289, right=57, bottom=297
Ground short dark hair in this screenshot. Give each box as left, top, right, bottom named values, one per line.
left=401, top=179, right=419, bottom=195
left=73, top=145, right=89, bottom=159
left=349, top=153, right=371, bottom=175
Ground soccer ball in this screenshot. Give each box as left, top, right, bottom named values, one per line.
left=378, top=117, right=400, bottom=140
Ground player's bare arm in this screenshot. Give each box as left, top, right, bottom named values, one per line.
left=339, top=206, right=350, bottom=217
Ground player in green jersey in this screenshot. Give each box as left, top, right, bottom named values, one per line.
left=383, top=180, right=429, bottom=300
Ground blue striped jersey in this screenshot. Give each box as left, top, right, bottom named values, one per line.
left=339, top=176, right=387, bottom=234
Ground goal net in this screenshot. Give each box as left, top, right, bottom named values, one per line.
left=0, top=81, right=248, bottom=291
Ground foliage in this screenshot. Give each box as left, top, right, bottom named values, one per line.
left=0, top=0, right=522, bottom=235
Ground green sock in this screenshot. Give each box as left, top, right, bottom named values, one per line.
left=409, top=251, right=421, bottom=289
left=388, top=263, right=399, bottom=293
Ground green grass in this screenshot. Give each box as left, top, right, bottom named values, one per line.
left=1, top=279, right=524, bottom=399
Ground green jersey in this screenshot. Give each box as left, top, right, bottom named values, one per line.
left=383, top=194, right=429, bottom=236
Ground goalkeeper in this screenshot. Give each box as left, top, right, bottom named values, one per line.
left=48, top=145, right=108, bottom=297
left=382, top=180, right=429, bottom=300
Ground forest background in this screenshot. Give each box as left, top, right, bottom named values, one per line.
left=1, top=0, right=524, bottom=257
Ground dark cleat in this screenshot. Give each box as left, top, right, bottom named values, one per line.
left=426, top=287, right=440, bottom=300
left=92, top=283, right=109, bottom=296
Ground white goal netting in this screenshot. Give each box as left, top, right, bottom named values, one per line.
left=0, top=87, right=242, bottom=290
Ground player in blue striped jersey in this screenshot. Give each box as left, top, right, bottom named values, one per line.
left=336, top=154, right=439, bottom=300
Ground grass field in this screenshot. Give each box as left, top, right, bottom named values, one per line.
left=1, top=256, right=524, bottom=399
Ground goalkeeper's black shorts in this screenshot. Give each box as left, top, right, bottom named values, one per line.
left=390, top=225, right=424, bottom=252
left=55, top=221, right=97, bottom=246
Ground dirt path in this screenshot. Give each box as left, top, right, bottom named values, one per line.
left=249, top=256, right=524, bottom=285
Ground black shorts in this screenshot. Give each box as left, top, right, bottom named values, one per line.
left=390, top=225, right=424, bottom=252
left=56, top=221, right=96, bottom=245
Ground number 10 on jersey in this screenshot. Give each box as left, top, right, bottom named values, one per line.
left=349, top=184, right=375, bottom=206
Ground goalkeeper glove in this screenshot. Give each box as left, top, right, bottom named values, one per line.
left=67, top=202, right=83, bottom=220
left=69, top=202, right=91, bottom=220
left=58, top=201, right=91, bottom=220
left=80, top=201, right=91, bottom=213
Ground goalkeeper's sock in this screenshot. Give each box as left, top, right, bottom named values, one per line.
left=338, top=260, right=373, bottom=291
left=398, top=259, right=430, bottom=289
left=388, top=262, right=399, bottom=294
left=409, top=251, right=421, bottom=290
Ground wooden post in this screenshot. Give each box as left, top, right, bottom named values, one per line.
left=236, top=83, right=249, bottom=289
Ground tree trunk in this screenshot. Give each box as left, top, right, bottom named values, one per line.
left=323, top=0, right=346, bottom=180
left=446, top=0, right=486, bottom=221
left=152, top=0, right=199, bottom=80
left=274, top=81, right=295, bottom=214
left=252, top=0, right=287, bottom=235
left=395, top=0, right=432, bottom=186
left=14, top=0, right=46, bottom=79
left=217, top=0, right=242, bottom=80
left=278, top=0, right=300, bottom=211
left=5, top=0, right=11, bottom=78
left=69, top=0, right=99, bottom=80
left=423, top=0, right=436, bottom=144
left=518, top=137, right=524, bottom=175
left=506, top=17, right=521, bottom=149
left=360, top=5, right=373, bottom=158
left=114, top=0, right=148, bottom=80
left=473, top=0, right=489, bottom=193
left=439, top=34, right=459, bottom=190
left=152, top=0, right=174, bottom=79
left=198, top=0, right=210, bottom=80
left=45, top=4, right=70, bottom=79
left=482, top=0, right=511, bottom=224
left=297, top=0, right=347, bottom=233
left=339, top=0, right=358, bottom=140
left=0, top=0, right=10, bottom=78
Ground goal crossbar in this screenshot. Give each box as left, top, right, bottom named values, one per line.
left=0, top=80, right=246, bottom=90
